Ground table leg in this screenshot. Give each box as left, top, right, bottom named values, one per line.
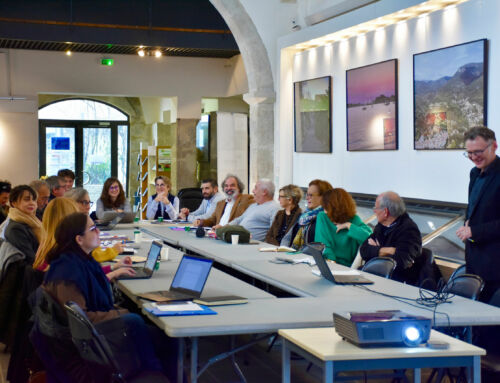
left=177, top=338, right=184, bottom=383
left=324, top=361, right=333, bottom=383
left=473, top=355, right=480, bottom=383
left=282, top=339, right=291, bottom=383
left=191, top=337, right=199, bottom=383
left=413, top=368, right=421, bottom=383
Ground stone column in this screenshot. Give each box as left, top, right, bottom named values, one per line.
left=244, top=92, right=275, bottom=189
left=175, top=119, right=198, bottom=192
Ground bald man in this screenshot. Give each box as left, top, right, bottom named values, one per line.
left=359, top=191, right=422, bottom=283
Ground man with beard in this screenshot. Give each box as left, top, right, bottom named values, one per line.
left=194, top=174, right=254, bottom=228
left=179, top=179, right=225, bottom=222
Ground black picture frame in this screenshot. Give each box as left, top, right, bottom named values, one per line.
left=413, top=39, right=488, bottom=150
left=346, top=59, right=398, bottom=151
left=294, top=76, right=332, bottom=153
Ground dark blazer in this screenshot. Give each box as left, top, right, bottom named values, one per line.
left=265, top=207, right=302, bottom=246
left=201, top=194, right=254, bottom=227
left=465, top=156, right=500, bottom=281
left=359, top=213, right=422, bottom=283
left=4, top=220, right=39, bottom=265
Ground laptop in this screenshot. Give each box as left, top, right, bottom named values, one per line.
left=100, top=211, right=137, bottom=224
left=301, top=243, right=373, bottom=285
left=117, top=241, right=162, bottom=280
left=138, top=254, right=214, bottom=302
left=96, top=215, right=122, bottom=231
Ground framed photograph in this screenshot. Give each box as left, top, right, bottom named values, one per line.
left=294, top=76, right=332, bottom=153
left=414, top=39, right=488, bottom=149
left=346, top=59, right=398, bottom=151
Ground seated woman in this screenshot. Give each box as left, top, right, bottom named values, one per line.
left=41, top=212, right=166, bottom=376
left=146, top=176, right=179, bottom=220
left=95, top=177, right=131, bottom=220
left=314, top=188, right=372, bottom=267
left=33, top=197, right=132, bottom=279
left=265, top=184, right=303, bottom=246
left=4, top=185, right=44, bottom=264
left=292, top=179, right=333, bottom=249
left=65, top=188, right=124, bottom=263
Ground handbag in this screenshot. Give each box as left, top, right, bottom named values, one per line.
left=215, top=225, right=251, bottom=243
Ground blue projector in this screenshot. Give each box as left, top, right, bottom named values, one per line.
left=334, top=310, right=431, bottom=347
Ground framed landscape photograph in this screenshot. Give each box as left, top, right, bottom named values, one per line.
left=294, top=76, right=332, bottom=153
left=346, top=59, right=398, bottom=151
left=413, top=39, right=487, bottom=150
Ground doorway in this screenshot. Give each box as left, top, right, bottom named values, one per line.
left=38, top=99, right=129, bottom=208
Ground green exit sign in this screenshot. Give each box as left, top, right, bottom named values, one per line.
left=101, top=58, right=114, bottom=66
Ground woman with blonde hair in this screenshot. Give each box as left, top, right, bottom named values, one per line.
left=314, top=188, right=372, bottom=266
left=34, top=198, right=131, bottom=279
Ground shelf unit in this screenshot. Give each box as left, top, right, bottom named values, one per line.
left=137, top=143, right=149, bottom=219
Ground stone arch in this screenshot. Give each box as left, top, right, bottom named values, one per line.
left=210, top=0, right=275, bottom=187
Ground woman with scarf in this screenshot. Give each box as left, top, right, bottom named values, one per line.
left=4, top=185, right=44, bottom=264
left=292, top=179, right=333, bottom=250
left=146, top=176, right=179, bottom=220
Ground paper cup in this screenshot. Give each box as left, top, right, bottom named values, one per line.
left=134, top=231, right=142, bottom=243
left=161, top=247, right=169, bottom=261
left=231, top=234, right=239, bottom=245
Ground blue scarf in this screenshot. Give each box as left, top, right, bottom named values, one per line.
left=44, top=251, right=114, bottom=312
left=298, top=206, right=323, bottom=227
left=152, top=193, right=176, bottom=219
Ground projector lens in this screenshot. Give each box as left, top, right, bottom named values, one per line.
left=403, top=326, right=421, bottom=346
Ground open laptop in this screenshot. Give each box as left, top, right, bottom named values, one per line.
left=117, top=240, right=162, bottom=280
left=100, top=211, right=137, bottom=224
left=302, top=243, right=373, bottom=285
left=96, top=215, right=122, bottom=231
left=138, top=254, right=214, bottom=302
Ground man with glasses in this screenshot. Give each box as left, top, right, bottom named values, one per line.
left=456, top=126, right=500, bottom=302
left=359, top=191, right=422, bottom=283
left=29, top=180, right=50, bottom=220
left=46, top=175, right=66, bottom=201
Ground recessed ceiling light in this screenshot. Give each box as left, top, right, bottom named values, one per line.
left=138, top=49, right=145, bottom=57
left=155, top=50, right=162, bottom=58
left=66, top=50, right=72, bottom=56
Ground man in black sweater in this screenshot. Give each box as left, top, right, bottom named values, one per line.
left=360, top=191, right=422, bottom=283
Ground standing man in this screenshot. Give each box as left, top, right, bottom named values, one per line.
left=179, top=179, right=225, bottom=222
left=29, top=180, right=51, bottom=220
left=195, top=174, right=254, bottom=228
left=227, top=179, right=280, bottom=241
left=57, top=169, right=75, bottom=191
left=456, top=126, right=500, bottom=302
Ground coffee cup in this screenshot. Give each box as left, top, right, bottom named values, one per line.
left=231, top=234, right=239, bottom=245
left=161, top=247, right=169, bottom=261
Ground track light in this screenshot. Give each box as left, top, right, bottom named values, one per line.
left=155, top=50, right=162, bottom=58
left=138, top=49, right=145, bottom=57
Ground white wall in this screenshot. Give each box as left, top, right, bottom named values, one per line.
left=278, top=0, right=500, bottom=203
left=0, top=50, right=248, bottom=185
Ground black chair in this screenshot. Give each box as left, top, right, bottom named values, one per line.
left=448, top=264, right=466, bottom=282
left=362, top=257, right=397, bottom=279
left=177, top=188, right=203, bottom=212
left=64, top=301, right=169, bottom=383
left=443, top=273, right=485, bottom=300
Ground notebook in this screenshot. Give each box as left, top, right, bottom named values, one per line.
left=301, top=243, right=373, bottom=285
left=116, top=240, right=162, bottom=280
left=138, top=254, right=213, bottom=302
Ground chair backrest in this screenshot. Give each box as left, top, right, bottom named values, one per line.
left=64, top=301, right=125, bottom=382
left=489, top=288, right=500, bottom=308
left=444, top=273, right=484, bottom=300
left=448, top=264, right=466, bottom=281
left=362, top=257, right=397, bottom=279
left=177, top=188, right=203, bottom=211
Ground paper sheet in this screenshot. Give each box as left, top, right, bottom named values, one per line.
left=153, top=302, right=204, bottom=312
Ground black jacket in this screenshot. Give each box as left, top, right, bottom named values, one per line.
left=4, top=220, right=39, bottom=264
left=359, top=212, right=422, bottom=283
left=465, top=156, right=500, bottom=282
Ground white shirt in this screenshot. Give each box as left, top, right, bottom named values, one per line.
left=219, top=198, right=235, bottom=226
left=187, top=192, right=225, bottom=222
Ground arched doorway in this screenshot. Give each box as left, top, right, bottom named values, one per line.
left=39, top=98, right=130, bottom=207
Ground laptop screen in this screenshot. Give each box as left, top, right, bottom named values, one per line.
left=144, top=241, right=162, bottom=271
left=170, top=255, right=213, bottom=294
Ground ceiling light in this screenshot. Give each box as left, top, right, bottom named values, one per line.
left=138, top=49, right=145, bottom=57
left=66, top=50, right=72, bottom=56
left=155, top=50, right=162, bottom=58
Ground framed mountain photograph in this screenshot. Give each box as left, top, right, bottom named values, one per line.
left=346, top=59, right=398, bottom=151
left=294, top=76, right=332, bottom=153
left=413, top=39, right=488, bottom=150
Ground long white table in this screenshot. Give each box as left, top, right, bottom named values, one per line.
left=111, top=223, right=500, bottom=382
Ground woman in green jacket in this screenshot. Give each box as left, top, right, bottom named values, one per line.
left=314, top=188, right=372, bottom=266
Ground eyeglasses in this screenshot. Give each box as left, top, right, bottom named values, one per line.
left=85, top=225, right=98, bottom=234
left=306, top=193, right=319, bottom=198
left=155, top=183, right=166, bottom=187
left=278, top=194, right=288, bottom=199
left=463, top=143, right=492, bottom=159
left=109, top=185, right=120, bottom=191
left=78, top=200, right=94, bottom=207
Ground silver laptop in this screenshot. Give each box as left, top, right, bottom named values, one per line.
left=302, top=243, right=373, bottom=285
left=101, top=211, right=137, bottom=223
left=117, top=241, right=162, bottom=280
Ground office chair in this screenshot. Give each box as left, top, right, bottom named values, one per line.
left=177, top=188, right=203, bottom=212
left=64, top=301, right=169, bottom=383
left=448, top=264, right=466, bottom=282
left=362, top=257, right=396, bottom=279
